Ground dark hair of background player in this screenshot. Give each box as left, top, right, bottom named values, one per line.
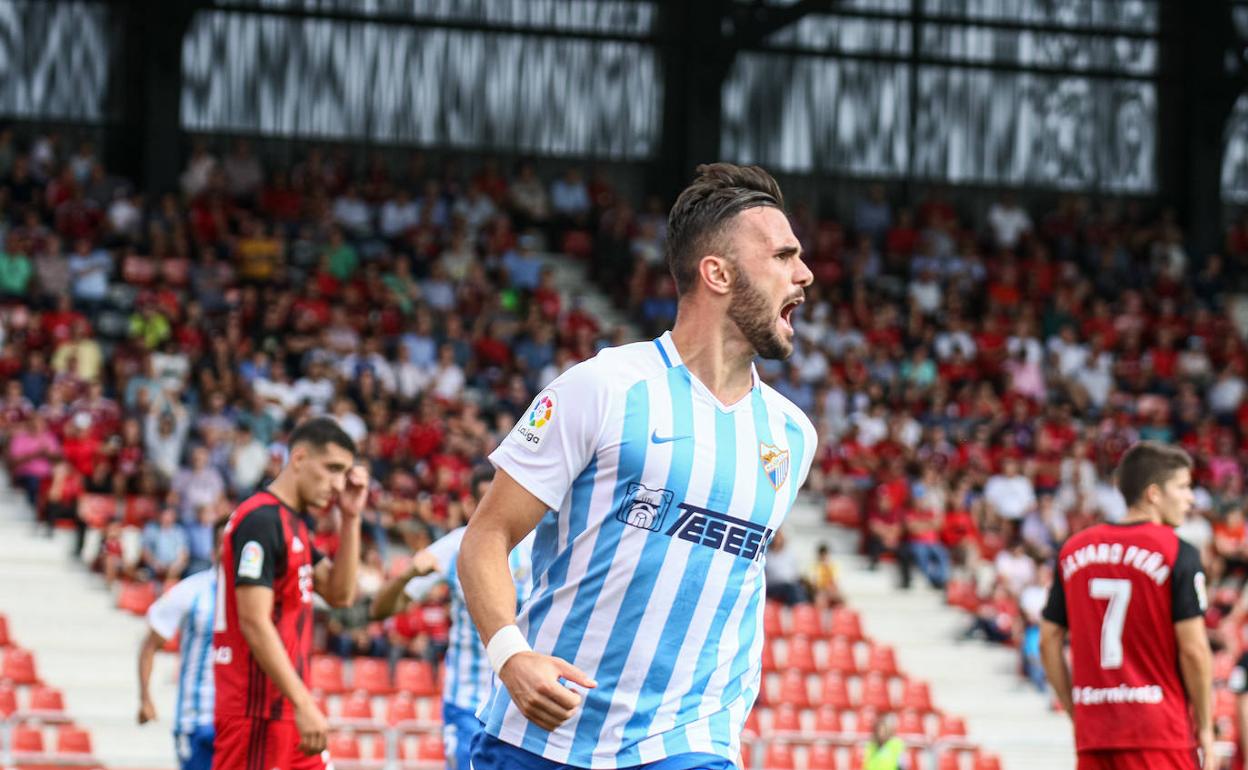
left=1116, top=441, right=1194, bottom=507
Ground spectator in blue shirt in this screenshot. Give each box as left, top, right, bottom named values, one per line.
left=141, top=506, right=189, bottom=583
left=67, top=237, right=111, bottom=312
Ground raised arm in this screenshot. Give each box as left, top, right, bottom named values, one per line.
left=311, top=465, right=368, bottom=608
left=459, top=469, right=595, bottom=732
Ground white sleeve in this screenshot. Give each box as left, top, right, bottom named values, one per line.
left=403, top=573, right=444, bottom=602
left=145, top=571, right=209, bottom=640
left=488, top=359, right=612, bottom=510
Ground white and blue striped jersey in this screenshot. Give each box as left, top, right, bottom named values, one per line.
left=482, top=331, right=816, bottom=768
left=145, top=568, right=216, bottom=735
left=404, top=527, right=535, bottom=712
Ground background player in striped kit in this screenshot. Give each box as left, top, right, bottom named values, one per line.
left=369, top=469, right=535, bottom=770
left=136, top=518, right=227, bottom=770
left=460, top=163, right=817, bottom=769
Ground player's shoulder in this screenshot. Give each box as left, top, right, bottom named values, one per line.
left=758, top=379, right=817, bottom=439
left=547, top=338, right=672, bottom=397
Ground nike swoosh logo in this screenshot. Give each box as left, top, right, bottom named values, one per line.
left=651, top=430, right=691, bottom=444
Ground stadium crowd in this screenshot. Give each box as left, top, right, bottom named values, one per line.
left=2, top=130, right=1248, bottom=700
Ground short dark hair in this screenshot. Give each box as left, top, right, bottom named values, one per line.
left=1116, top=441, right=1192, bottom=507
left=665, top=162, right=785, bottom=295
left=288, top=417, right=357, bottom=457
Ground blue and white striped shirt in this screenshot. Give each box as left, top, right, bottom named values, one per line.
left=404, top=527, right=535, bottom=712
left=482, top=332, right=816, bottom=767
left=146, top=568, right=216, bottom=735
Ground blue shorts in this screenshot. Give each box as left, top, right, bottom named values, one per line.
left=444, top=702, right=485, bottom=770
left=175, top=724, right=215, bottom=770
left=469, top=733, right=736, bottom=770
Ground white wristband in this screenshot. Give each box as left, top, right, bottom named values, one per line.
left=487, top=625, right=531, bottom=675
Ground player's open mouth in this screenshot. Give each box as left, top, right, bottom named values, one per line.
left=778, top=297, right=802, bottom=334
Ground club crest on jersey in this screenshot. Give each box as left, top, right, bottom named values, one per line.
left=760, top=443, right=790, bottom=490
left=616, top=482, right=675, bottom=532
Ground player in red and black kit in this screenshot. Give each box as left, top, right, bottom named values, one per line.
left=1041, top=441, right=1213, bottom=770
left=212, top=418, right=369, bottom=770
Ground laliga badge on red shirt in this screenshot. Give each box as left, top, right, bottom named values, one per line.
left=238, top=541, right=264, bottom=579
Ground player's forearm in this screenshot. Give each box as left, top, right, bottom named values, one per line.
left=1039, top=623, right=1074, bottom=714
left=1179, top=643, right=1213, bottom=732
left=239, top=614, right=316, bottom=711
left=137, top=631, right=162, bottom=702
left=459, top=521, right=520, bottom=644
left=324, top=515, right=362, bottom=607
left=370, top=571, right=416, bottom=621
left=1238, top=698, right=1248, bottom=761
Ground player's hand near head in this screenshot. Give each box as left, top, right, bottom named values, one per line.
left=499, top=651, right=596, bottom=733
left=337, top=465, right=370, bottom=520
left=294, top=698, right=329, bottom=756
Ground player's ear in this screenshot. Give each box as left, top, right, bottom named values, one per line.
left=698, top=255, right=734, bottom=296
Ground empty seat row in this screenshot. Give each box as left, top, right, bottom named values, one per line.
left=310, top=656, right=440, bottom=697
left=8, top=722, right=94, bottom=757
left=0, top=683, right=68, bottom=719
left=322, top=691, right=442, bottom=729
left=747, top=705, right=965, bottom=741
left=757, top=670, right=931, bottom=713
left=0, top=647, right=39, bottom=686
left=763, top=637, right=900, bottom=676
left=740, top=741, right=994, bottom=770
left=764, top=604, right=864, bottom=641
left=327, top=730, right=444, bottom=769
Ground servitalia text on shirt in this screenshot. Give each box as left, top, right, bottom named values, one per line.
left=1072, top=684, right=1165, bottom=706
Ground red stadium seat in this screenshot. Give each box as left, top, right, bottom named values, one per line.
left=814, top=704, right=843, bottom=734
left=786, top=635, right=818, bottom=673
left=416, top=734, right=445, bottom=761
left=743, top=708, right=762, bottom=737
left=762, top=638, right=779, bottom=672
left=938, top=714, right=967, bottom=738
left=938, top=752, right=964, bottom=770
left=901, top=680, right=933, bottom=713
left=866, top=645, right=898, bottom=677
left=817, top=672, right=851, bottom=711
left=1216, top=689, right=1236, bottom=718
left=854, top=707, right=879, bottom=736
left=764, top=742, right=796, bottom=770
left=394, top=659, right=438, bottom=697
left=0, top=684, right=16, bottom=717
left=778, top=670, right=810, bottom=709
left=338, top=690, right=374, bottom=723
left=385, top=693, right=417, bottom=726
left=3, top=647, right=38, bottom=685
left=0, top=613, right=11, bottom=647
left=353, top=658, right=393, bottom=695
left=328, top=732, right=361, bottom=760
left=895, top=709, right=926, bottom=738
left=124, top=495, right=160, bottom=527
left=860, top=673, right=893, bottom=712
left=791, top=604, right=824, bottom=638
left=764, top=602, right=785, bottom=637
left=772, top=703, right=802, bottom=733
left=848, top=744, right=866, bottom=770
left=117, top=582, right=157, bottom=616
left=12, top=724, right=44, bottom=754
left=27, top=685, right=66, bottom=718
left=829, top=609, right=862, bottom=641
left=310, top=655, right=347, bottom=694
left=808, top=742, right=838, bottom=770
left=973, top=753, right=1002, bottom=770
left=739, top=742, right=753, bottom=770
left=826, top=638, right=858, bottom=675
left=55, top=725, right=92, bottom=755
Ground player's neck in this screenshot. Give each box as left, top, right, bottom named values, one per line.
left=1120, top=507, right=1160, bottom=526
left=266, top=472, right=303, bottom=513
left=670, top=308, right=756, bottom=406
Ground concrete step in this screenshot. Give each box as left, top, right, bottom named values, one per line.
left=0, top=480, right=178, bottom=769
left=784, top=497, right=1076, bottom=770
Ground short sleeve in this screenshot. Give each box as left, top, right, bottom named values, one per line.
left=423, top=528, right=466, bottom=576
left=1171, top=539, right=1207, bottom=623
left=403, top=574, right=444, bottom=602
left=1041, top=574, right=1068, bottom=627
left=488, top=359, right=612, bottom=511
left=231, top=507, right=285, bottom=589
left=145, top=570, right=211, bottom=640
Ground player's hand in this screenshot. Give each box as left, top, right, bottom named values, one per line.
left=294, top=700, right=329, bottom=757
left=1197, top=726, right=1215, bottom=770
left=137, top=697, right=156, bottom=725
left=499, top=651, right=597, bottom=732
left=337, top=465, right=370, bottom=520
left=406, top=549, right=439, bottom=579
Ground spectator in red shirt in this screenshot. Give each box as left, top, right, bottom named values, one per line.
left=867, top=491, right=912, bottom=589
left=904, top=501, right=950, bottom=589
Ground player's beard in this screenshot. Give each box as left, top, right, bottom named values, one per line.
left=728, top=265, right=792, bottom=361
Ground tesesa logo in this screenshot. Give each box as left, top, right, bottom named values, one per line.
left=617, top=485, right=774, bottom=561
